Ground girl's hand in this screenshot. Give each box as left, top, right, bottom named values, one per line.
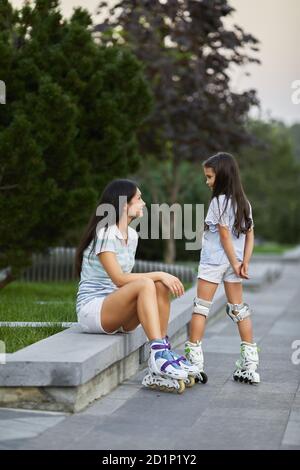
left=240, top=262, right=250, bottom=279
left=232, top=262, right=242, bottom=277
left=160, top=273, right=185, bottom=297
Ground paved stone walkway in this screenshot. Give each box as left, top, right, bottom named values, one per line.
left=0, top=262, right=299, bottom=450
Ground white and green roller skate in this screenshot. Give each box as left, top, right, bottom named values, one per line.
left=184, top=340, right=208, bottom=384
left=233, top=341, right=260, bottom=384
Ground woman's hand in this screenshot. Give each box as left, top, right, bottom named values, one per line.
left=160, top=273, right=185, bottom=297
left=240, top=262, right=250, bottom=279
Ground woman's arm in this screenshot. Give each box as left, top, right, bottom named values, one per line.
left=98, top=252, right=185, bottom=297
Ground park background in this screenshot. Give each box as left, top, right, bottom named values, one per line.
left=0, top=0, right=300, bottom=352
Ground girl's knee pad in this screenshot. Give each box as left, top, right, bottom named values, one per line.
left=226, top=302, right=251, bottom=322
left=193, top=297, right=212, bottom=317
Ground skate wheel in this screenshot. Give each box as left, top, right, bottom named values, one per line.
left=195, top=372, right=208, bottom=384
left=200, top=372, right=208, bottom=384
left=177, top=379, right=185, bottom=394
left=239, top=376, right=244, bottom=382
left=185, top=376, right=195, bottom=388
left=233, top=375, right=239, bottom=382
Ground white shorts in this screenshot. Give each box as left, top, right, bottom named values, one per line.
left=197, top=263, right=242, bottom=284
left=77, top=297, right=134, bottom=335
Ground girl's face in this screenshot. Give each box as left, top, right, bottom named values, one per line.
left=203, top=166, right=216, bottom=190
left=127, top=188, right=146, bottom=219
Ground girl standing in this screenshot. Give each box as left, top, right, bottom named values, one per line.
left=185, top=153, right=260, bottom=385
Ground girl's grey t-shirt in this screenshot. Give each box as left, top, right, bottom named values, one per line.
left=76, top=224, right=139, bottom=315
left=200, top=194, right=254, bottom=265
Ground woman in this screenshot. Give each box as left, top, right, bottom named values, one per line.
left=75, top=179, right=197, bottom=393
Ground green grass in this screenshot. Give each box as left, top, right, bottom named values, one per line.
left=253, top=243, right=296, bottom=254
left=0, top=281, right=78, bottom=322
left=0, top=326, right=65, bottom=353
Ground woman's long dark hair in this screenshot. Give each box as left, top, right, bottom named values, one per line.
left=203, top=152, right=252, bottom=237
left=75, top=179, right=137, bottom=277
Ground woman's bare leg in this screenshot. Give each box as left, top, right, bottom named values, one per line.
left=101, top=278, right=162, bottom=340
left=189, top=278, right=218, bottom=343
left=154, top=281, right=171, bottom=338
left=122, top=281, right=171, bottom=336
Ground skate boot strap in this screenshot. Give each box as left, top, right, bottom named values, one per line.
left=160, top=358, right=179, bottom=372
left=163, top=336, right=171, bottom=349
left=151, top=342, right=182, bottom=371
left=173, top=355, right=186, bottom=365
left=151, top=343, right=169, bottom=351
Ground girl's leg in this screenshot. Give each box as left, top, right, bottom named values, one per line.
left=101, top=278, right=162, bottom=340
left=189, top=278, right=218, bottom=342
left=223, top=281, right=253, bottom=343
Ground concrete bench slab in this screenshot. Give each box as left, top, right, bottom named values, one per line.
left=245, top=262, right=281, bottom=290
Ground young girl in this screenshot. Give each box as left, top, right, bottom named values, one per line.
left=185, top=153, right=260, bottom=385
left=75, top=179, right=197, bottom=393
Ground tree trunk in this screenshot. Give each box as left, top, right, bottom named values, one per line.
left=163, top=163, right=180, bottom=264
left=164, top=212, right=176, bottom=264
left=0, top=272, right=15, bottom=290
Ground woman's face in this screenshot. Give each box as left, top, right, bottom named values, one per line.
left=203, top=166, right=216, bottom=190
left=128, top=188, right=146, bottom=219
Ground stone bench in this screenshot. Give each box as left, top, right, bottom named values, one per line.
left=245, top=262, right=282, bottom=290
left=0, top=285, right=227, bottom=413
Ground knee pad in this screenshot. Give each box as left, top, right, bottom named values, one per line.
left=226, top=302, right=251, bottom=323
left=193, top=297, right=212, bottom=317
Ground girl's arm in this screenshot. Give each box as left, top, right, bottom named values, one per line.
left=241, top=228, right=254, bottom=278
left=98, top=252, right=185, bottom=297
left=218, top=224, right=241, bottom=276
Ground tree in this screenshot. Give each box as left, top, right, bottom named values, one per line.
left=239, top=120, right=300, bottom=244
left=290, top=123, right=300, bottom=162
left=0, top=0, right=152, bottom=288
left=96, top=0, right=260, bottom=262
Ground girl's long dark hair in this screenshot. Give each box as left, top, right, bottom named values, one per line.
left=203, top=152, right=252, bottom=237
left=75, top=179, right=137, bottom=277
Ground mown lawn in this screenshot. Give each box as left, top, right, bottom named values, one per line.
left=0, top=281, right=76, bottom=353
left=253, top=242, right=296, bottom=254
left=0, top=325, right=65, bottom=354
left=0, top=281, right=78, bottom=323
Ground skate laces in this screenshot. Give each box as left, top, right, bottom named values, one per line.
left=150, top=340, right=181, bottom=370
left=163, top=336, right=192, bottom=367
